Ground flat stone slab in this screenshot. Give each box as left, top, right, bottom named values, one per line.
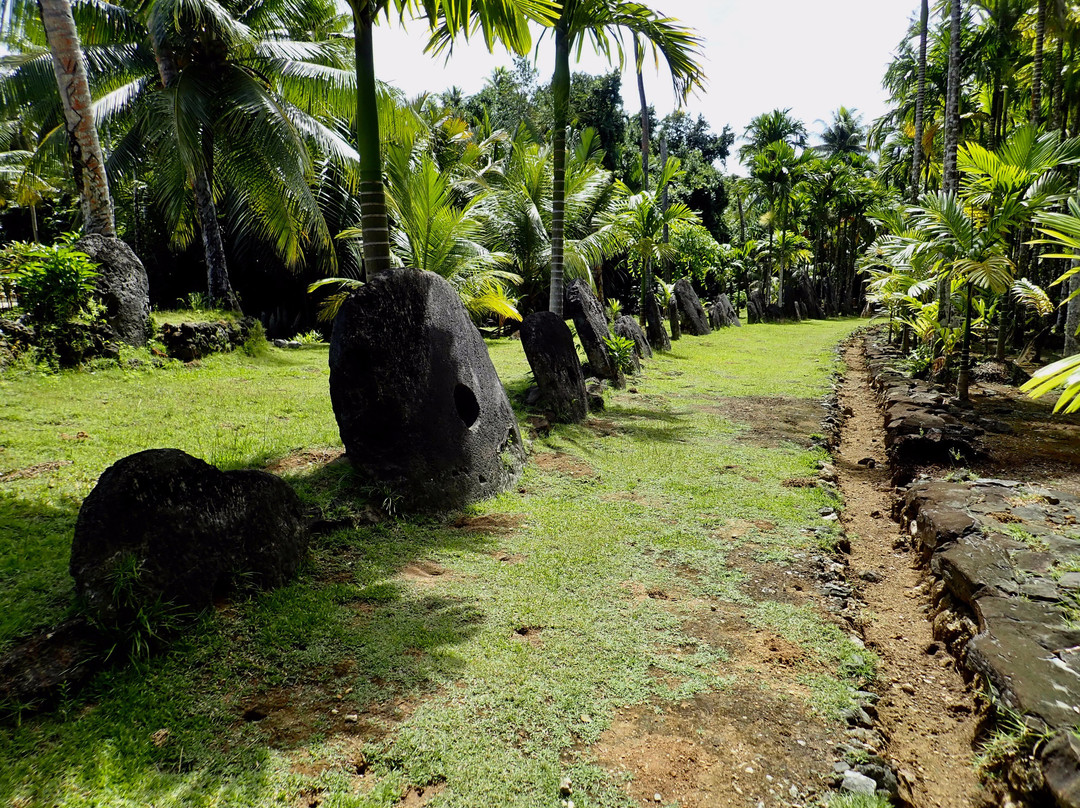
left=966, top=627, right=1080, bottom=730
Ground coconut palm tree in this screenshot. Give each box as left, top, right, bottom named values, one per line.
left=543, top=0, right=704, bottom=317
left=817, top=107, right=866, bottom=162
left=738, top=108, right=807, bottom=166
left=1, top=0, right=362, bottom=308
left=25, top=0, right=115, bottom=236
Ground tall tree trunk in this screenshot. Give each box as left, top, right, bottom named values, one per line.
left=548, top=23, right=570, bottom=317
left=634, top=35, right=652, bottom=327
left=1032, top=0, right=1047, bottom=126
left=943, top=0, right=962, bottom=194
left=152, top=31, right=236, bottom=309
left=635, top=34, right=650, bottom=193
left=660, top=135, right=669, bottom=278
left=354, top=7, right=392, bottom=280
left=1052, top=29, right=1065, bottom=133
left=38, top=0, right=115, bottom=237
left=191, top=135, right=236, bottom=308
left=940, top=0, right=963, bottom=328
left=910, top=0, right=929, bottom=202
left=957, top=282, right=973, bottom=400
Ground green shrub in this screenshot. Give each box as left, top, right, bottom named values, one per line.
left=295, top=328, right=324, bottom=345
left=603, top=332, right=636, bottom=374
left=0, top=241, right=99, bottom=326
left=241, top=320, right=269, bottom=357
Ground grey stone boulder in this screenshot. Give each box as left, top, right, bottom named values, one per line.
left=674, top=279, right=711, bottom=336
left=613, top=315, right=652, bottom=359
left=966, top=626, right=1080, bottom=729
left=329, top=269, right=526, bottom=512
left=710, top=294, right=740, bottom=328
left=71, top=449, right=307, bottom=622
left=74, top=235, right=151, bottom=347
left=643, top=294, right=670, bottom=352
left=667, top=298, right=681, bottom=341
left=564, top=279, right=619, bottom=382
left=1042, top=731, right=1080, bottom=808
left=520, top=311, right=588, bottom=424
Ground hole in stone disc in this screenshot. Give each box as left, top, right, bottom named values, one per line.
left=454, top=383, right=480, bottom=428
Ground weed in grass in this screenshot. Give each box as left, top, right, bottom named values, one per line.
left=1051, top=554, right=1080, bottom=581
left=1060, top=592, right=1080, bottom=630
left=828, top=793, right=892, bottom=808
left=974, top=700, right=1054, bottom=780
left=1001, top=525, right=1049, bottom=552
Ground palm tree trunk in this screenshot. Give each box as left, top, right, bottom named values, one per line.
left=634, top=36, right=651, bottom=326
left=940, top=0, right=963, bottom=328
left=957, top=281, right=973, bottom=400
left=943, top=0, right=962, bottom=195
left=635, top=34, right=650, bottom=193
left=909, top=0, right=929, bottom=202
left=548, top=23, right=570, bottom=317
left=1032, top=0, right=1047, bottom=126
left=152, top=33, right=236, bottom=309
left=1052, top=30, right=1065, bottom=133
left=38, top=0, right=115, bottom=237
left=191, top=134, right=236, bottom=308
left=354, top=6, right=392, bottom=279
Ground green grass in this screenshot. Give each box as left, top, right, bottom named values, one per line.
left=0, top=317, right=860, bottom=807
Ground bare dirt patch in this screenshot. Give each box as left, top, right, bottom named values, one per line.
left=0, top=459, right=73, bottom=482
left=398, top=783, right=445, bottom=806
left=594, top=682, right=837, bottom=808
left=452, top=513, right=524, bottom=534
left=532, top=451, right=597, bottom=478
left=399, top=561, right=451, bottom=581
left=265, top=448, right=344, bottom=475
left=585, top=417, right=622, bottom=437
left=837, top=343, right=985, bottom=808
left=702, top=397, right=824, bottom=448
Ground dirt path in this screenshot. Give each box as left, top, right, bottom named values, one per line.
left=836, top=343, right=986, bottom=808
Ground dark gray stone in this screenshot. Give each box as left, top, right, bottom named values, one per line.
left=1042, top=732, right=1080, bottom=808
left=74, top=235, right=150, bottom=347
left=520, top=311, right=588, bottom=424
left=966, top=626, right=1080, bottom=730
left=931, top=537, right=1018, bottom=606
left=613, top=315, right=652, bottom=359
left=674, top=279, right=711, bottom=336
left=329, top=270, right=526, bottom=511
left=564, top=279, right=618, bottom=381
left=158, top=318, right=255, bottom=361
left=972, top=597, right=1080, bottom=651
left=667, top=298, right=681, bottom=341
left=71, top=449, right=307, bottom=622
left=585, top=379, right=605, bottom=412
left=747, top=289, right=766, bottom=324
left=643, top=294, right=670, bottom=352
left=710, top=294, right=740, bottom=328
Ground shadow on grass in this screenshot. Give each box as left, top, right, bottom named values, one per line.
left=0, top=492, right=81, bottom=649
left=0, top=461, right=496, bottom=805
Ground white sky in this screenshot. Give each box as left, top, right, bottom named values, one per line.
left=371, top=0, right=922, bottom=173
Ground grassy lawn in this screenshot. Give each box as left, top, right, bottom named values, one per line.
left=0, top=317, right=861, bottom=807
